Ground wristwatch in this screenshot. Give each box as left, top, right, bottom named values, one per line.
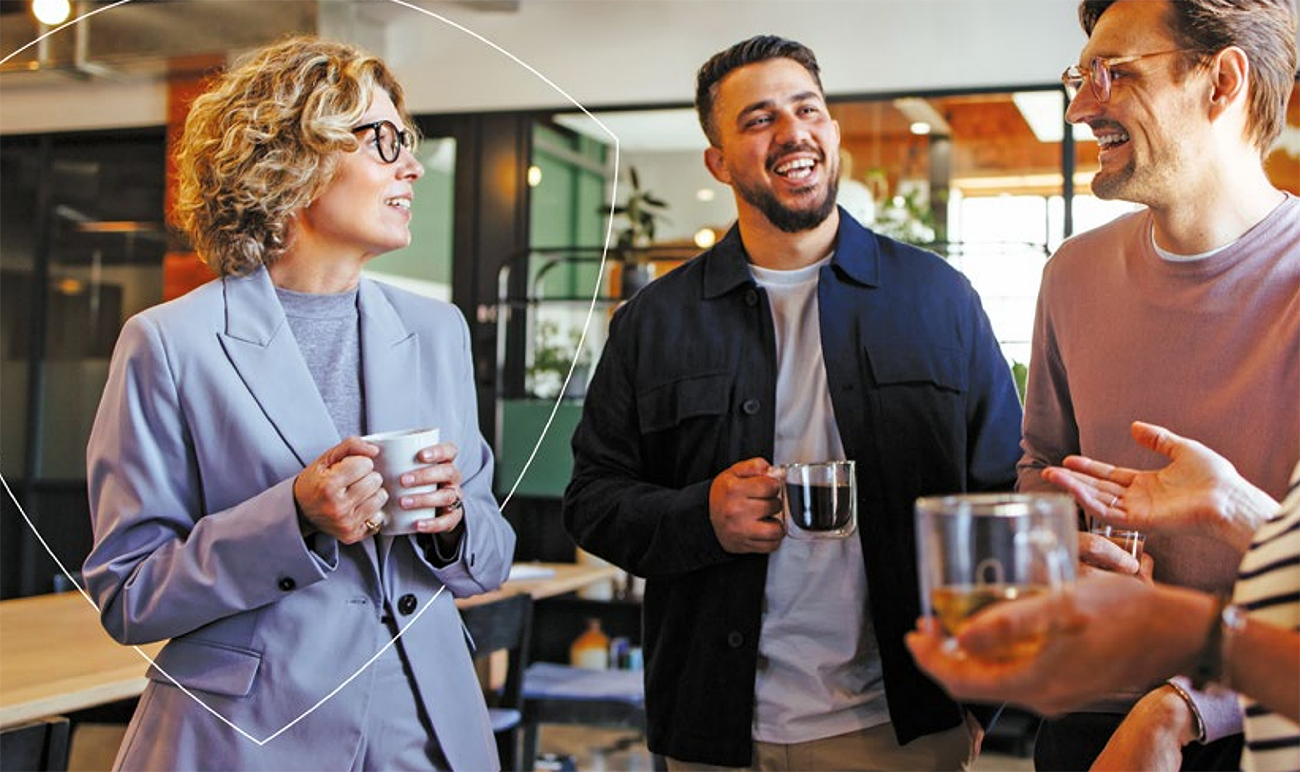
left=1191, top=596, right=1247, bottom=691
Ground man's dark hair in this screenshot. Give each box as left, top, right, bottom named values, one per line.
left=694, top=35, right=824, bottom=147
left=1079, top=0, right=1297, bottom=154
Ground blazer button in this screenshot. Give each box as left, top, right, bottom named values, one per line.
left=727, top=630, right=744, bottom=648
left=741, top=398, right=760, bottom=415
left=744, top=289, right=759, bottom=306
left=397, top=594, right=418, bottom=615
left=277, top=577, right=296, bottom=592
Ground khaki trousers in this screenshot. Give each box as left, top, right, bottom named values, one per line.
left=666, top=721, right=976, bottom=772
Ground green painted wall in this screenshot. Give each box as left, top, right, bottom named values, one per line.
left=367, top=137, right=456, bottom=291
left=496, top=399, right=584, bottom=498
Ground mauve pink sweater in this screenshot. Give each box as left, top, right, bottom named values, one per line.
left=1017, top=195, right=1300, bottom=739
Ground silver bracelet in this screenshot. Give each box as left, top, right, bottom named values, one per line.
left=1165, top=678, right=1207, bottom=744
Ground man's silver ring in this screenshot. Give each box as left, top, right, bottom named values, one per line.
left=365, top=517, right=382, bottom=533
left=1108, top=495, right=1118, bottom=509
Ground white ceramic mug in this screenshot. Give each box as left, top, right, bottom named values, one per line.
left=361, top=427, right=440, bottom=535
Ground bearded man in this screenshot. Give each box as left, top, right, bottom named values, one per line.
left=563, top=35, right=1024, bottom=772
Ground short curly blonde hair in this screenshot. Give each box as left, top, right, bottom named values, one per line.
left=174, top=35, right=416, bottom=276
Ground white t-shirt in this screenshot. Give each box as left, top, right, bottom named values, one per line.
left=750, top=257, right=889, bottom=744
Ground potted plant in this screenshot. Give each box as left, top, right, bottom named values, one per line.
left=870, top=184, right=938, bottom=246
left=526, top=319, right=592, bottom=400
left=604, top=166, right=669, bottom=298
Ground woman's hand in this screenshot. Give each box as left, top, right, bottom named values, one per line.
left=397, top=440, right=466, bottom=537
left=294, top=436, right=385, bottom=544
left=1089, top=686, right=1194, bottom=772
left=906, top=573, right=1213, bottom=716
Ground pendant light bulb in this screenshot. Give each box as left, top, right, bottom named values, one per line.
left=32, top=0, right=72, bottom=26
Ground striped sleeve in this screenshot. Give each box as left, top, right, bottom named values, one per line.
left=1233, top=463, right=1300, bottom=772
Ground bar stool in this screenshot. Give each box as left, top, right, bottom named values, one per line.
left=0, top=717, right=71, bottom=772
left=459, top=593, right=534, bottom=771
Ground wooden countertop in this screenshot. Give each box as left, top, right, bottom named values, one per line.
left=0, top=562, right=619, bottom=728
left=456, top=561, right=619, bottom=608
left=0, top=591, right=163, bottom=730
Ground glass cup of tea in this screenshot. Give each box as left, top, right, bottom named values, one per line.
left=778, top=460, right=857, bottom=540
left=1087, top=518, right=1146, bottom=562
left=915, top=493, right=1077, bottom=659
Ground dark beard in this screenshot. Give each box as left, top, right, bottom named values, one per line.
left=737, top=172, right=840, bottom=233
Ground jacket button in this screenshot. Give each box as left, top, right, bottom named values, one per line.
left=727, top=630, right=744, bottom=648
left=277, top=577, right=296, bottom=592
left=397, top=594, right=418, bottom=615
left=741, top=398, right=760, bottom=415
left=744, top=289, right=759, bottom=307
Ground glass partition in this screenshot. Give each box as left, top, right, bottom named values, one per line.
left=42, top=139, right=167, bottom=478
left=363, top=136, right=457, bottom=300
left=1, top=131, right=167, bottom=596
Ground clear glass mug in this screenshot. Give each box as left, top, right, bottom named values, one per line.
left=778, top=460, right=857, bottom=540
left=1087, top=518, right=1146, bottom=561
left=915, top=493, right=1077, bottom=659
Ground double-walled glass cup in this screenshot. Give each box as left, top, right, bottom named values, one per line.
left=915, top=493, right=1077, bottom=659
left=779, top=460, right=857, bottom=540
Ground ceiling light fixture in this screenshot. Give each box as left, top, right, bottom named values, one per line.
left=693, top=228, right=717, bottom=249
left=31, top=0, right=71, bottom=26
left=1012, top=91, right=1095, bottom=143
left=893, top=97, right=951, bottom=136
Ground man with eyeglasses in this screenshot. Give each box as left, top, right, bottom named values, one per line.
left=1017, top=1, right=1299, bottom=770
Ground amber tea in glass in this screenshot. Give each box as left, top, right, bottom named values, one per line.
left=916, top=493, right=1077, bottom=660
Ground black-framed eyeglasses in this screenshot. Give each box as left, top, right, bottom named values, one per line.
left=1061, top=49, right=1199, bottom=103
left=351, top=119, right=416, bottom=164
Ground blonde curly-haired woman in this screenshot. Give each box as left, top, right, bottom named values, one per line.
left=83, top=36, right=515, bottom=771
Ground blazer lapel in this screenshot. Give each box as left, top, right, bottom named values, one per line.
left=358, top=279, right=421, bottom=436
left=216, top=269, right=340, bottom=468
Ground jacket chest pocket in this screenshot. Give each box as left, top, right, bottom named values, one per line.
left=866, top=344, right=968, bottom=472
left=637, top=371, right=732, bottom=434
left=636, top=371, right=732, bottom=481
left=868, top=344, right=966, bottom=394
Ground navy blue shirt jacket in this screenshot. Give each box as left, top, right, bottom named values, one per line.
left=564, top=210, right=1024, bottom=766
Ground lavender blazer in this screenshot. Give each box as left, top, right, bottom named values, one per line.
left=83, top=268, right=515, bottom=771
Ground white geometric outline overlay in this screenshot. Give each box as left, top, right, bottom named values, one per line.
left=0, top=0, right=620, bottom=746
